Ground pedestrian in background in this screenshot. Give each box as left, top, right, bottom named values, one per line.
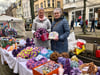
left=70, top=19, right=74, bottom=30
left=75, top=19, right=77, bottom=27
left=51, top=8, right=70, bottom=53
left=90, top=18, right=95, bottom=32
left=86, top=20, right=88, bottom=31
left=32, top=8, right=51, bottom=48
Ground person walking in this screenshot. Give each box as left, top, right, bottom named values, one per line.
left=90, top=18, right=95, bottom=32
left=32, top=8, right=51, bottom=48
left=51, top=8, right=70, bottom=53
left=75, top=19, right=77, bottom=27
left=70, top=19, right=74, bottom=30
left=86, top=20, right=88, bottom=31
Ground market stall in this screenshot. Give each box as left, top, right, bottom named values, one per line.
left=0, top=30, right=100, bottom=75
left=0, top=15, right=26, bottom=37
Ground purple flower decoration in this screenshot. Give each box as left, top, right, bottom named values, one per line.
left=34, top=28, right=48, bottom=39
left=71, top=68, right=82, bottom=75
left=64, top=58, right=71, bottom=75
left=25, top=38, right=35, bottom=48
left=57, top=57, right=66, bottom=66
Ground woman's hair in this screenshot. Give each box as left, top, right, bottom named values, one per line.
left=38, top=8, right=44, bottom=13
left=53, top=8, right=62, bottom=14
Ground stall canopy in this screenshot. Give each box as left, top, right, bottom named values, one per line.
left=0, top=15, right=23, bottom=22
left=0, top=15, right=26, bottom=38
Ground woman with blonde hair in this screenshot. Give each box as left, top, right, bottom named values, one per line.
left=32, top=8, right=51, bottom=48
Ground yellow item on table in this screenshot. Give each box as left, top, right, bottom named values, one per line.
left=8, top=46, right=14, bottom=51
left=74, top=45, right=85, bottom=55
left=71, top=55, right=78, bottom=62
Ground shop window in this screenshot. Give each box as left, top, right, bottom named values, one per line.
left=89, top=8, right=94, bottom=22
left=75, top=11, right=81, bottom=21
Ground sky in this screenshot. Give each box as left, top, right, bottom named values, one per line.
left=0, top=0, right=16, bottom=15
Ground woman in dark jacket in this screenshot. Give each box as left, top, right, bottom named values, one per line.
left=51, top=8, right=70, bottom=53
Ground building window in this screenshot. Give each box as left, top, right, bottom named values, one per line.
left=41, top=2, right=43, bottom=8
left=65, top=0, right=69, bottom=4
left=48, top=0, right=50, bottom=7
left=89, top=8, right=94, bottom=22
left=52, top=0, right=54, bottom=8
left=75, top=10, right=81, bottom=19
left=44, top=1, right=46, bottom=8
left=57, top=1, right=60, bottom=8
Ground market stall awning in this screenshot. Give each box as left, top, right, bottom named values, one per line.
left=0, top=15, right=23, bottom=22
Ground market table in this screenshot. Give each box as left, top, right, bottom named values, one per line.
left=0, top=47, right=32, bottom=75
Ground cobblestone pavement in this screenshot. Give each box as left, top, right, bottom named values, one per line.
left=0, top=56, right=17, bottom=75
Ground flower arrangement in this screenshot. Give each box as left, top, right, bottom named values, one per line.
left=34, top=28, right=48, bottom=40
left=26, top=56, right=48, bottom=69
left=5, top=28, right=17, bottom=37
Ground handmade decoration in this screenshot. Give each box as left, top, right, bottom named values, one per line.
left=25, top=38, right=35, bottom=48
left=50, top=52, right=61, bottom=62
left=12, top=46, right=25, bottom=57
left=71, top=56, right=79, bottom=62
left=40, top=48, right=53, bottom=59
left=48, top=31, right=59, bottom=40
left=34, top=28, right=48, bottom=41
left=70, top=60, right=79, bottom=68
left=64, top=58, right=71, bottom=75
left=57, top=57, right=66, bottom=66
left=26, top=56, right=48, bottom=69
left=61, top=52, right=69, bottom=58
left=34, top=61, right=60, bottom=75
left=17, top=47, right=42, bottom=59
left=70, top=68, right=82, bottom=75
left=5, top=28, right=17, bottom=37
left=0, top=37, right=15, bottom=48
left=79, top=62, right=98, bottom=75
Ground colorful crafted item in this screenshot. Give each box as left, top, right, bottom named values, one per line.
left=34, top=28, right=49, bottom=41
left=96, top=50, right=100, bottom=58
left=26, top=55, right=48, bottom=69
left=79, top=62, right=98, bottom=75
left=33, top=61, right=60, bottom=75
left=70, top=68, right=82, bottom=75
left=40, top=48, right=53, bottom=59
left=17, top=47, right=42, bottom=59
left=48, top=31, right=59, bottom=40
left=5, top=28, right=17, bottom=37
left=74, top=45, right=85, bottom=55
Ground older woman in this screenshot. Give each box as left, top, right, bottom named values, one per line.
left=32, top=8, right=51, bottom=48
left=51, top=8, right=70, bottom=53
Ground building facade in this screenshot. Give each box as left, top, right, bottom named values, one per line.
left=5, top=6, right=13, bottom=16
left=63, top=0, right=100, bottom=26
left=5, top=3, right=17, bottom=17
left=34, top=0, right=63, bottom=23
left=16, top=0, right=23, bottom=19
left=22, top=0, right=31, bottom=22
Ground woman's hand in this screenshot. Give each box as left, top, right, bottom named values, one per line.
left=53, top=36, right=59, bottom=41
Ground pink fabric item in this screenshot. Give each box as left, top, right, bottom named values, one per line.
left=39, top=16, right=44, bottom=21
